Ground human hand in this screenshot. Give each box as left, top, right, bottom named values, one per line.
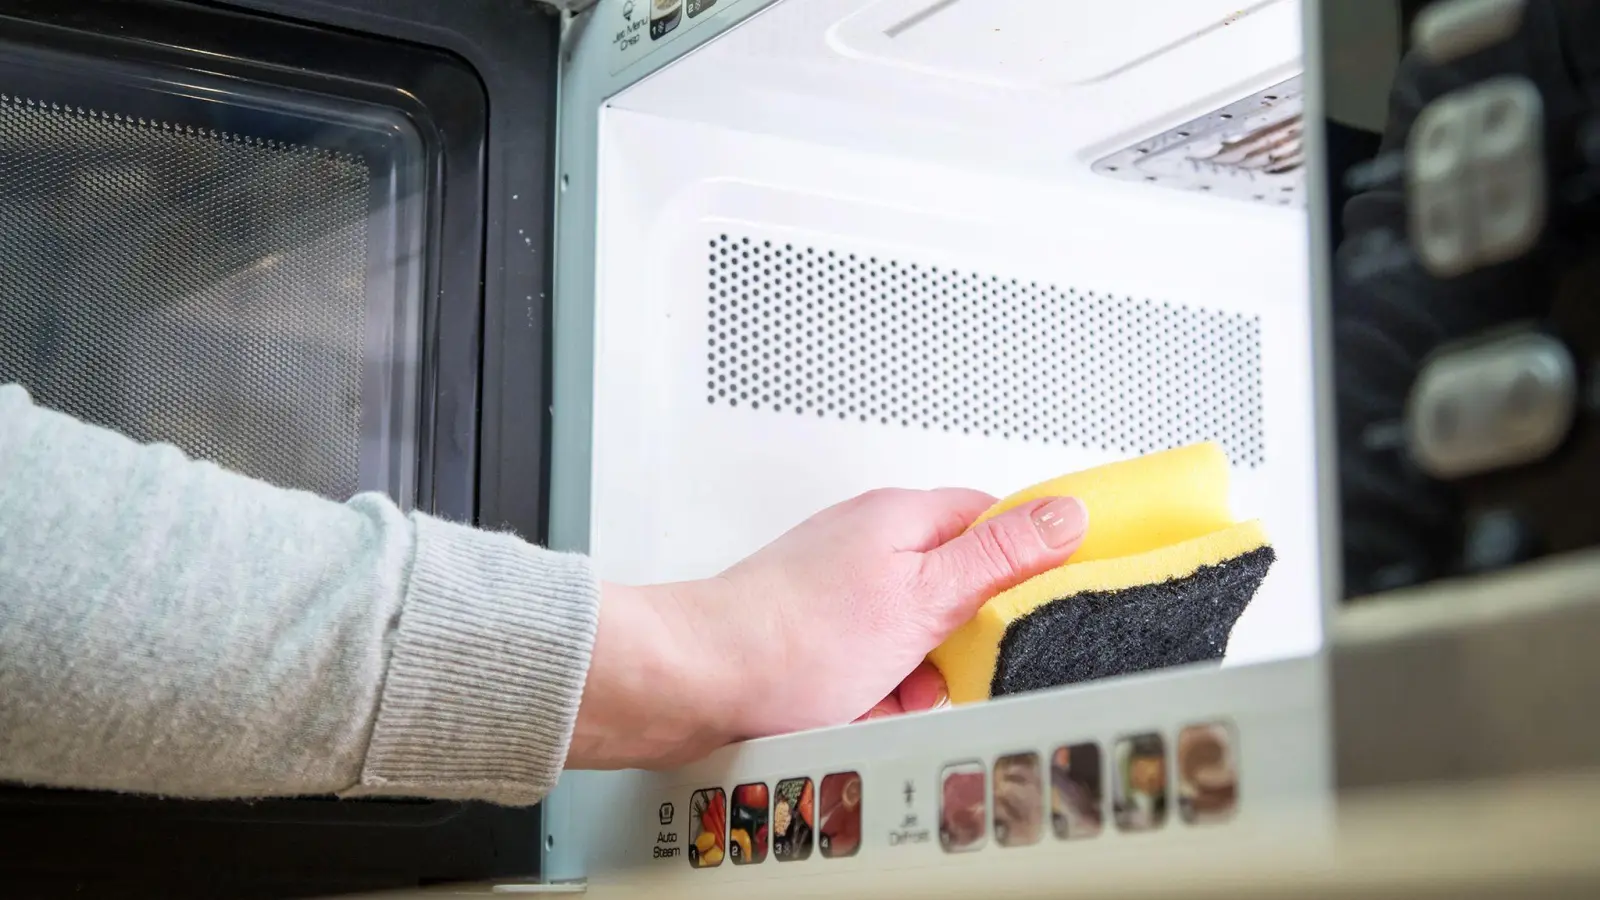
left=568, top=488, right=1088, bottom=771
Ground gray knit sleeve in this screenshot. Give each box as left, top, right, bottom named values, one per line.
left=0, top=383, right=598, bottom=807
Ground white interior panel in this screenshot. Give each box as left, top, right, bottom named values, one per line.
left=592, top=110, right=1318, bottom=665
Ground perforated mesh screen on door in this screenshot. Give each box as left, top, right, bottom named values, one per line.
left=705, top=234, right=1265, bottom=468
left=0, top=94, right=377, bottom=501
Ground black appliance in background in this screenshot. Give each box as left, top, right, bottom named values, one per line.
left=0, top=0, right=559, bottom=896
left=1323, top=0, right=1600, bottom=600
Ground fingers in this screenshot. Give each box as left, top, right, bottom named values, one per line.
left=854, top=662, right=950, bottom=723
left=855, top=694, right=904, bottom=722
left=895, top=661, right=950, bottom=712
left=915, top=496, right=1089, bottom=627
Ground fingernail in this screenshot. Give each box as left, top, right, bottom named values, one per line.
left=931, top=690, right=950, bottom=710
left=1032, top=497, right=1088, bottom=549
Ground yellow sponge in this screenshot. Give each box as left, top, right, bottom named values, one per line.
left=928, top=443, right=1275, bottom=705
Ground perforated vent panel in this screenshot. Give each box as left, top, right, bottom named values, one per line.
left=706, top=235, right=1265, bottom=467
left=1092, top=76, right=1305, bottom=209
left=0, top=94, right=383, bottom=501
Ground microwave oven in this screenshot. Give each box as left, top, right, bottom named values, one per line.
left=550, top=0, right=1599, bottom=893
left=4, top=0, right=1599, bottom=897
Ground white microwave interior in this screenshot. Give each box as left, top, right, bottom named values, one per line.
left=548, top=0, right=1330, bottom=891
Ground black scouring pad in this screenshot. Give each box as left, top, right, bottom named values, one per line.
left=928, top=443, right=1277, bottom=704
left=990, top=545, right=1276, bottom=697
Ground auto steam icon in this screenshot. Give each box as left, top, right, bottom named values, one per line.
left=658, top=801, right=675, bottom=825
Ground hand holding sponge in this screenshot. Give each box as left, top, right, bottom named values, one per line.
left=927, top=442, right=1276, bottom=705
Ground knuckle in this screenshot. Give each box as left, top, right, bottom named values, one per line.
left=854, top=486, right=919, bottom=515
left=852, top=487, right=899, bottom=508
left=971, top=522, right=1031, bottom=580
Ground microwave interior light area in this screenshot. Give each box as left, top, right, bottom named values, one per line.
left=547, top=0, right=1332, bottom=894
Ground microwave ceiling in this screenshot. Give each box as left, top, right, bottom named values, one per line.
left=828, top=0, right=1295, bottom=90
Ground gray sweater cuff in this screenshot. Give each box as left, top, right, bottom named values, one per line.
left=343, top=514, right=601, bottom=806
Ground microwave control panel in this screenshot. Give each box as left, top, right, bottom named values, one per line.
left=632, top=720, right=1244, bottom=873
left=1330, top=0, right=1600, bottom=599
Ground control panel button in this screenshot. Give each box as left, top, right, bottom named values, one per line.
left=729, top=783, right=770, bottom=865
left=1407, top=77, right=1546, bottom=278
left=650, top=0, right=683, bottom=40
left=818, top=772, right=863, bottom=858
left=938, top=762, right=987, bottom=853
left=1051, top=743, right=1105, bottom=840
left=993, top=753, right=1043, bottom=848
left=1113, top=733, right=1168, bottom=832
left=1414, top=0, right=1527, bottom=64
left=688, top=788, right=727, bottom=868
left=1178, top=722, right=1240, bottom=825
left=1406, top=329, right=1579, bottom=479
left=772, top=777, right=815, bottom=862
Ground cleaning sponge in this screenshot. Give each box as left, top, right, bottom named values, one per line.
left=928, top=443, right=1275, bottom=705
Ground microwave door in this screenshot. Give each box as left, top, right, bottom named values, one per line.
left=0, top=0, right=560, bottom=896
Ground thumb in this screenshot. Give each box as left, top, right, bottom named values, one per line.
left=916, top=496, right=1089, bottom=622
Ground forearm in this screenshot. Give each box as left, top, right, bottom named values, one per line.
left=0, top=384, right=598, bottom=806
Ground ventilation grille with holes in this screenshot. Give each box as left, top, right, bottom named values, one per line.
left=704, top=235, right=1265, bottom=467
left=1092, top=75, right=1305, bottom=208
